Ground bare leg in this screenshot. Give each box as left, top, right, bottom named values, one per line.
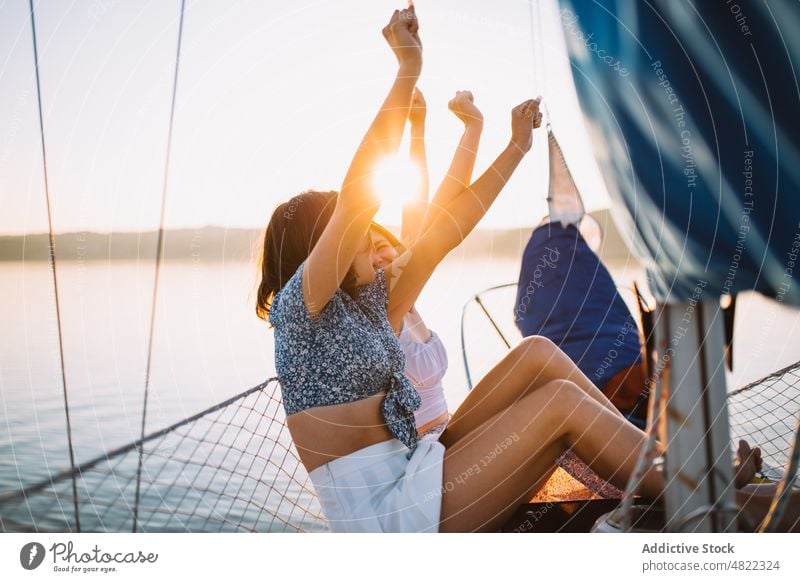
left=438, top=380, right=663, bottom=532
left=441, top=335, right=627, bottom=449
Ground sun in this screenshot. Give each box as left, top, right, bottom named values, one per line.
left=372, top=154, right=422, bottom=223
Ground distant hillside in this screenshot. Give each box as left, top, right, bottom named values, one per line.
left=454, top=208, right=636, bottom=263
left=0, top=209, right=637, bottom=264
left=0, top=227, right=263, bottom=262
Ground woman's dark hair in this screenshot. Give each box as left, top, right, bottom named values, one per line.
left=256, top=190, right=357, bottom=321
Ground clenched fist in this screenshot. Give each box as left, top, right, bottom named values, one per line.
left=382, top=6, right=422, bottom=70
left=448, top=90, right=483, bottom=127
left=510, top=97, right=542, bottom=154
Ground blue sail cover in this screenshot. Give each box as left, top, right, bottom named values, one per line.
left=558, top=0, right=800, bottom=305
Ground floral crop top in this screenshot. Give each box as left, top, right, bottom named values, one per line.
left=269, top=262, right=421, bottom=453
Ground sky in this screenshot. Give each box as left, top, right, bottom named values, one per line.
left=0, top=0, right=610, bottom=235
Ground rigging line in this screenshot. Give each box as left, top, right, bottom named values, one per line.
left=528, top=0, right=541, bottom=94
left=28, top=0, right=81, bottom=533
left=529, top=0, right=552, bottom=123
left=133, top=0, right=187, bottom=533
left=525, top=0, right=544, bottom=215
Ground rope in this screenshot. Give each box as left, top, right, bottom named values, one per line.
left=729, top=359, right=800, bottom=396
left=28, top=0, right=81, bottom=533
left=529, top=0, right=552, bottom=125
left=134, top=0, right=187, bottom=533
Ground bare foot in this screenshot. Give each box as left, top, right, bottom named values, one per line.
left=734, top=440, right=763, bottom=489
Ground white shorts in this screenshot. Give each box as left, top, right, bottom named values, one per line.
left=309, top=438, right=445, bottom=533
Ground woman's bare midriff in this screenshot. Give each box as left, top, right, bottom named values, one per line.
left=416, top=411, right=450, bottom=436
left=286, top=392, right=394, bottom=473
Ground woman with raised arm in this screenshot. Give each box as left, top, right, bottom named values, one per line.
left=370, top=88, right=484, bottom=440
left=257, top=6, right=791, bottom=533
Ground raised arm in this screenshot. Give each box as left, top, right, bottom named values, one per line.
left=420, top=97, right=540, bottom=254
left=418, top=91, right=484, bottom=234
left=385, top=98, right=542, bottom=329
left=400, top=88, right=430, bottom=243
left=303, top=7, right=422, bottom=317
left=402, top=90, right=484, bottom=244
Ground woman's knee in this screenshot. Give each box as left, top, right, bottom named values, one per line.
left=518, top=379, right=588, bottom=419
left=495, top=381, right=586, bottom=446
left=517, top=334, right=556, bottom=352
left=512, top=335, right=560, bottom=368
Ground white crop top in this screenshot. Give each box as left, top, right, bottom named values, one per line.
left=398, top=311, right=449, bottom=428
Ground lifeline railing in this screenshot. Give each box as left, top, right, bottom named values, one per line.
left=0, top=378, right=327, bottom=533
left=1, top=364, right=797, bottom=533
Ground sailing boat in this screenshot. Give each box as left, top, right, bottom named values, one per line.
left=2, top=0, right=798, bottom=533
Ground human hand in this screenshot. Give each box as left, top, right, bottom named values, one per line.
left=448, top=90, right=483, bottom=127
left=409, top=88, right=426, bottom=126
left=382, top=5, right=422, bottom=70
left=510, top=97, right=542, bottom=154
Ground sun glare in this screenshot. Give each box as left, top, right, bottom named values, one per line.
left=373, top=154, right=421, bottom=206
left=371, top=154, right=422, bottom=225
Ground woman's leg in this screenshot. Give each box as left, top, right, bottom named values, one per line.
left=438, top=379, right=663, bottom=532
left=441, top=335, right=627, bottom=449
